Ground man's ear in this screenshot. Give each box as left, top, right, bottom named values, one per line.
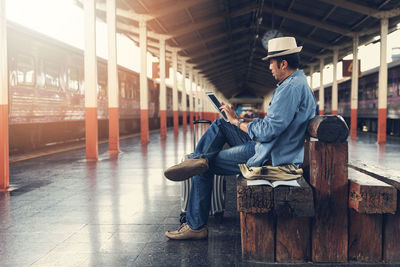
left=281, top=60, right=288, bottom=70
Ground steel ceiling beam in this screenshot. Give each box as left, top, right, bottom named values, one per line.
left=317, top=0, right=400, bottom=18
left=180, top=26, right=248, bottom=51
left=188, top=38, right=249, bottom=60
left=165, top=4, right=256, bottom=39
left=263, top=4, right=354, bottom=37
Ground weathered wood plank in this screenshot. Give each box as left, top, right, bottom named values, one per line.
left=240, top=212, right=274, bottom=262
left=349, top=209, right=382, bottom=262
left=383, top=191, right=400, bottom=263
left=307, top=115, right=349, bottom=143
left=237, top=177, right=273, bottom=213
left=303, top=139, right=310, bottom=182
left=276, top=216, right=311, bottom=263
left=273, top=177, right=314, bottom=217
left=349, top=160, right=400, bottom=190
left=349, top=160, right=400, bottom=263
left=309, top=141, right=348, bottom=263
left=348, top=168, right=397, bottom=214
left=384, top=211, right=400, bottom=263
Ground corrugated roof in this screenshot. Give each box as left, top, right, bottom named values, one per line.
left=76, top=0, right=400, bottom=101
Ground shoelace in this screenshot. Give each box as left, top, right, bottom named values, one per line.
left=178, top=223, right=189, bottom=232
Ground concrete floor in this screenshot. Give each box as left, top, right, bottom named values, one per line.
left=1, top=128, right=246, bottom=267
left=1, top=127, right=399, bottom=266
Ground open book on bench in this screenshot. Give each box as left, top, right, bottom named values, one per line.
left=246, top=179, right=300, bottom=187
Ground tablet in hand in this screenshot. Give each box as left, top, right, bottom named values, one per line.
left=205, top=92, right=228, bottom=121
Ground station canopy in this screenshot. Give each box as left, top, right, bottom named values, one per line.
left=76, top=0, right=400, bottom=102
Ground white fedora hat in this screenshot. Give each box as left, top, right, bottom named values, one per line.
left=262, top=36, right=302, bottom=61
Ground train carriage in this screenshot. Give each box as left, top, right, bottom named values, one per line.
left=7, top=22, right=174, bottom=153
left=315, top=60, right=400, bottom=136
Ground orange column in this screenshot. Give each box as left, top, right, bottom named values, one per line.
left=195, top=73, right=199, bottom=121
left=189, top=66, right=194, bottom=129
left=318, top=58, right=325, bottom=116
left=0, top=0, right=9, bottom=190
left=350, top=109, right=357, bottom=137
left=139, top=20, right=149, bottom=144
left=0, top=106, right=8, bottom=190
left=85, top=108, right=98, bottom=160
left=332, top=48, right=338, bottom=115
left=378, top=108, right=387, bottom=142
left=350, top=34, right=359, bottom=138
left=378, top=18, right=388, bottom=144
left=172, top=49, right=179, bottom=135
left=84, top=0, right=98, bottom=161
left=107, top=0, right=119, bottom=154
left=181, top=58, right=187, bottom=131
left=159, top=38, right=167, bottom=139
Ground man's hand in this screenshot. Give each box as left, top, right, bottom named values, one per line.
left=220, top=102, right=238, bottom=125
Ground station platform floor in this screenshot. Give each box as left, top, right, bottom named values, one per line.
left=1, top=126, right=400, bottom=266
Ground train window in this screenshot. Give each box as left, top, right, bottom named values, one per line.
left=344, top=91, right=350, bottom=101
left=398, top=82, right=400, bottom=96
left=97, top=73, right=107, bottom=97
left=44, top=60, right=60, bottom=90
left=98, top=82, right=107, bottom=97
left=119, top=80, right=126, bottom=98
left=68, top=67, right=80, bottom=92
left=388, top=81, right=394, bottom=97
left=126, top=78, right=134, bottom=99
left=358, top=90, right=363, bottom=100
left=14, top=54, right=35, bottom=87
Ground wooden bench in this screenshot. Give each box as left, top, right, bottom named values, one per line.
left=237, top=115, right=350, bottom=263
left=237, top=176, right=314, bottom=262
left=348, top=161, right=400, bottom=263
left=237, top=115, right=400, bottom=264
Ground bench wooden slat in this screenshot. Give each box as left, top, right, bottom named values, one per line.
left=274, top=177, right=314, bottom=217
left=349, top=210, right=383, bottom=262
left=348, top=161, right=400, bottom=263
left=240, top=212, right=274, bottom=262
left=237, top=176, right=314, bottom=263
left=276, top=217, right=311, bottom=263
left=309, top=141, right=348, bottom=263
left=237, top=177, right=273, bottom=213
left=349, top=160, right=400, bottom=191
left=348, top=168, right=397, bottom=214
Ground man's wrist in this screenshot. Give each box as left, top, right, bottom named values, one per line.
left=237, top=118, right=245, bottom=128
left=230, top=118, right=238, bottom=126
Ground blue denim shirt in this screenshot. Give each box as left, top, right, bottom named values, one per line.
left=246, top=70, right=316, bottom=167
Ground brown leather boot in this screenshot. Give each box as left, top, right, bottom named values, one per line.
left=165, top=223, right=208, bottom=240
left=164, top=158, right=208, bottom=182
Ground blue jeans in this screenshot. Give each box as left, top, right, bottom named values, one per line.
left=186, top=118, right=256, bottom=229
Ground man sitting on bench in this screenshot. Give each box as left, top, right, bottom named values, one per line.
left=164, top=36, right=316, bottom=240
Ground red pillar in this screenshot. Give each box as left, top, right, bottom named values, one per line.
left=173, top=110, right=179, bottom=134
left=0, top=0, right=9, bottom=190
left=189, top=111, right=194, bottom=129
left=377, top=108, right=387, bottom=144
left=160, top=110, right=167, bottom=139
left=350, top=108, right=357, bottom=138
left=85, top=107, right=98, bottom=160
left=140, top=109, right=149, bottom=144
left=182, top=111, right=187, bottom=131
left=331, top=110, right=338, bottom=115
left=0, top=104, right=9, bottom=190
left=108, top=107, right=119, bottom=153
left=319, top=110, right=324, bottom=115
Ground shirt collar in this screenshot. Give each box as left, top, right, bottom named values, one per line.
left=276, top=69, right=301, bottom=86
